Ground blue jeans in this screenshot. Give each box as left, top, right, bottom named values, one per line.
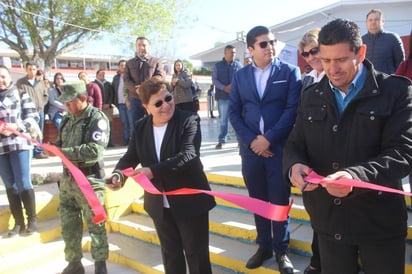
left=35, top=111, right=45, bottom=154
left=0, top=149, right=33, bottom=192
left=129, top=98, right=146, bottom=134
left=52, top=111, right=64, bottom=130
left=217, top=99, right=229, bottom=143
left=117, top=103, right=132, bottom=144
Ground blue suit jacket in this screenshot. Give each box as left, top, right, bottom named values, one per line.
left=229, top=58, right=302, bottom=156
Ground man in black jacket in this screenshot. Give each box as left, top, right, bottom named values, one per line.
left=283, top=18, right=412, bottom=274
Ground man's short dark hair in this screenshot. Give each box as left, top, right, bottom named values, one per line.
left=366, top=9, right=383, bottom=19
left=96, top=69, right=105, bottom=77
left=118, top=59, right=126, bottom=65
left=318, top=18, right=362, bottom=54
left=0, top=65, right=10, bottom=72
left=136, top=36, right=149, bottom=43
left=25, top=61, right=37, bottom=68
left=78, top=71, right=87, bottom=78
left=246, top=26, right=270, bottom=48
left=224, top=45, right=235, bottom=51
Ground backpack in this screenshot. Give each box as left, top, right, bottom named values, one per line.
left=190, top=81, right=197, bottom=97
left=190, top=81, right=200, bottom=112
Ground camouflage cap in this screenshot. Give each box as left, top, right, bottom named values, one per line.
left=58, top=81, right=87, bottom=102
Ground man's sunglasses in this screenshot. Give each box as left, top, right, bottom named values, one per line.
left=153, top=94, right=173, bottom=108
left=301, top=47, right=319, bottom=58
left=257, top=40, right=277, bottom=49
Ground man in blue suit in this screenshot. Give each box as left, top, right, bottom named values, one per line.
left=229, top=26, right=301, bottom=274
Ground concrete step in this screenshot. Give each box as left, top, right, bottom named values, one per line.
left=110, top=213, right=309, bottom=273
left=129, top=192, right=313, bottom=256
left=107, top=232, right=233, bottom=274
left=2, top=167, right=412, bottom=273
left=0, top=217, right=61, bottom=254
left=0, top=234, right=141, bottom=274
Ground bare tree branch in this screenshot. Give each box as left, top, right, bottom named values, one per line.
left=0, top=0, right=187, bottom=72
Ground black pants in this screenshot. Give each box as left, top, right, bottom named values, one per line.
left=318, top=233, right=405, bottom=274
left=309, top=231, right=321, bottom=270
left=152, top=209, right=212, bottom=274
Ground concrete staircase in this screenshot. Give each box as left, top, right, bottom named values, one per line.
left=1, top=169, right=412, bottom=273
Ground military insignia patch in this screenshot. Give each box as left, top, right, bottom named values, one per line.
left=97, top=119, right=108, bottom=130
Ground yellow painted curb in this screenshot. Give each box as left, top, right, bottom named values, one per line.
left=109, top=252, right=163, bottom=274
left=206, top=173, right=245, bottom=187
left=210, top=252, right=279, bottom=274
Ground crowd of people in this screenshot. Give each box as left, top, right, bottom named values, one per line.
left=0, top=7, right=412, bottom=274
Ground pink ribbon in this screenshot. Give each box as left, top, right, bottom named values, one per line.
left=123, top=168, right=293, bottom=222
left=0, top=121, right=107, bottom=224
left=305, top=171, right=411, bottom=196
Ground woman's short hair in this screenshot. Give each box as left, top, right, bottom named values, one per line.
left=298, top=28, right=321, bottom=53
left=139, top=77, right=169, bottom=105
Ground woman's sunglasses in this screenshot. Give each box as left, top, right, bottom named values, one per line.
left=301, top=47, right=319, bottom=58
left=153, top=94, right=173, bottom=108
left=257, top=39, right=277, bottom=49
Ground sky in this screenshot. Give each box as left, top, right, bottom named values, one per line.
left=174, top=0, right=340, bottom=58
left=82, top=0, right=340, bottom=60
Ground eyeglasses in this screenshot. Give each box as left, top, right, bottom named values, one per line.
left=153, top=94, right=173, bottom=108
left=301, top=47, right=319, bottom=58
left=257, top=40, right=276, bottom=49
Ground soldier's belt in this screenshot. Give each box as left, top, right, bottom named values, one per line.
left=63, top=165, right=97, bottom=177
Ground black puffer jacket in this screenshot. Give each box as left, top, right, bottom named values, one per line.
left=362, top=30, right=405, bottom=74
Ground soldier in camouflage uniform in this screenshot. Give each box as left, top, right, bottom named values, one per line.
left=55, top=81, right=110, bottom=274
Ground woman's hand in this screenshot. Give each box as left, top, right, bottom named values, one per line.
left=171, top=78, right=178, bottom=87
left=0, top=123, right=17, bottom=136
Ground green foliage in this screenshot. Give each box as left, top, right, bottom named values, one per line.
left=0, top=0, right=188, bottom=71
left=193, top=67, right=212, bottom=76
left=182, top=59, right=193, bottom=72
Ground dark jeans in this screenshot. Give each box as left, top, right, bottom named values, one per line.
left=117, top=103, right=132, bottom=144
left=34, top=110, right=45, bottom=154
left=129, top=98, right=146, bottom=135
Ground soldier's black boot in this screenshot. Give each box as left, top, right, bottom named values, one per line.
left=61, top=261, right=85, bottom=274
left=95, top=261, right=107, bottom=274
left=20, top=189, right=37, bottom=234
left=6, top=188, right=25, bottom=237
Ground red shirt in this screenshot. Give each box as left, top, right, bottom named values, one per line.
left=396, top=60, right=412, bottom=80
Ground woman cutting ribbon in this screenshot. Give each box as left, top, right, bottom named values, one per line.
left=109, top=77, right=216, bottom=274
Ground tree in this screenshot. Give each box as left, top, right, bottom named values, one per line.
left=182, top=59, right=193, bottom=72
left=0, top=0, right=188, bottom=72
